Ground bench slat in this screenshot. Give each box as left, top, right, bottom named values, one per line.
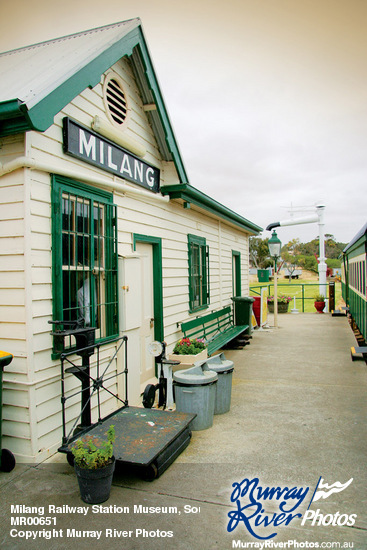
left=207, top=325, right=248, bottom=354
left=181, top=306, right=231, bottom=332
left=180, top=306, right=249, bottom=354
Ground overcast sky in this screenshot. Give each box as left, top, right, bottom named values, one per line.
left=1, top=0, right=366, bottom=246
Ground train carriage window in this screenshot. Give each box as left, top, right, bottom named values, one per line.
left=359, top=261, right=363, bottom=293
left=52, top=177, right=118, bottom=351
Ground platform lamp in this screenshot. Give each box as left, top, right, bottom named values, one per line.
left=268, top=230, right=282, bottom=328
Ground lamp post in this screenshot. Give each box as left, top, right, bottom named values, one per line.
left=268, top=230, right=282, bottom=328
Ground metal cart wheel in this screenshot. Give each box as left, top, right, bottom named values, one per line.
left=143, top=384, right=156, bottom=408
left=66, top=452, right=75, bottom=467
left=0, top=449, right=16, bottom=472
left=143, top=462, right=158, bottom=481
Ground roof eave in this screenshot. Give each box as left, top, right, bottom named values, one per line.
left=342, top=223, right=367, bottom=254
left=161, top=183, right=262, bottom=234
left=0, top=24, right=189, bottom=184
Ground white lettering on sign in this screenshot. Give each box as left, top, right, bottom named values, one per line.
left=134, top=159, right=143, bottom=182
left=107, top=146, right=117, bottom=170
left=66, top=119, right=159, bottom=192
left=146, top=167, right=154, bottom=188
left=79, top=130, right=96, bottom=160
left=120, top=155, right=132, bottom=178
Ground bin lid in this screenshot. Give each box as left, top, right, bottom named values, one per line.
left=231, top=296, right=255, bottom=303
left=173, top=364, right=218, bottom=385
left=0, top=350, right=13, bottom=369
left=196, top=352, right=234, bottom=373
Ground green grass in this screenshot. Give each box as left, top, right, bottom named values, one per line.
left=249, top=280, right=342, bottom=313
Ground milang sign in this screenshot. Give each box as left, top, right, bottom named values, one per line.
left=63, top=118, right=160, bottom=193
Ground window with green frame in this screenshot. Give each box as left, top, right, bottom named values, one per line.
left=51, top=176, right=118, bottom=348
left=188, top=234, right=210, bottom=312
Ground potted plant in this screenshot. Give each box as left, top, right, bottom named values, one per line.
left=169, top=337, right=208, bottom=365
left=314, top=294, right=326, bottom=313
left=267, top=295, right=292, bottom=313
left=71, top=424, right=115, bottom=504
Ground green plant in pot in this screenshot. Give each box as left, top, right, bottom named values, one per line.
left=71, top=424, right=115, bottom=504
left=314, top=294, right=326, bottom=313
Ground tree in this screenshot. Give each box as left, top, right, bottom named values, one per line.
left=281, top=251, right=299, bottom=281
left=280, top=239, right=301, bottom=281
left=249, top=237, right=272, bottom=269
left=283, top=238, right=301, bottom=256
left=297, top=255, right=318, bottom=273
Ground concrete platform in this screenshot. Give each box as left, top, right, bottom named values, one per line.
left=1, top=313, right=366, bottom=549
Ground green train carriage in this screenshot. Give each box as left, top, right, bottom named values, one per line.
left=341, top=223, right=367, bottom=342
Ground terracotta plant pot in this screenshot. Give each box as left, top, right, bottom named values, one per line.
left=314, top=301, right=325, bottom=313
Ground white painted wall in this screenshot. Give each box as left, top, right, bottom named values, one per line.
left=0, top=58, right=252, bottom=462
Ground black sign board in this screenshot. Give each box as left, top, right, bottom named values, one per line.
left=63, top=118, right=160, bottom=193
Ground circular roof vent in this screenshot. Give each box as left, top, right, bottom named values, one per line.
left=104, top=75, right=128, bottom=126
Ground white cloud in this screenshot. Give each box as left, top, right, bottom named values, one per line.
left=0, top=0, right=365, bottom=245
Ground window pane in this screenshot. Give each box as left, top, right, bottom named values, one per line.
left=77, top=275, right=94, bottom=327
left=93, top=203, right=104, bottom=269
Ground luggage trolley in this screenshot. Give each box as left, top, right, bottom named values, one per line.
left=50, top=322, right=195, bottom=480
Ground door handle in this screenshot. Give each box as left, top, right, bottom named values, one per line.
left=150, top=318, right=154, bottom=328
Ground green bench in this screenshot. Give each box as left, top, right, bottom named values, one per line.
left=180, top=306, right=249, bottom=355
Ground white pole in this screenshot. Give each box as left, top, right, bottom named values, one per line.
left=316, top=204, right=327, bottom=300
left=274, top=260, right=278, bottom=328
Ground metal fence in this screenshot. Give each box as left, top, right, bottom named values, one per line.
left=249, top=282, right=339, bottom=313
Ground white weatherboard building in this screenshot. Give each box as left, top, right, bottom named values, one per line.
left=0, top=20, right=261, bottom=463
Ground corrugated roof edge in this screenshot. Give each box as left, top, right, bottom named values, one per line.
left=0, top=19, right=189, bottom=184
left=161, top=183, right=262, bottom=234
left=0, top=19, right=139, bottom=57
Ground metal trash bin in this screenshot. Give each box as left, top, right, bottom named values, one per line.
left=173, top=365, right=218, bottom=431
left=232, top=296, right=255, bottom=332
left=0, top=351, right=16, bottom=472
left=199, top=353, right=234, bottom=414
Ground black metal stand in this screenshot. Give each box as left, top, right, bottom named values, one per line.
left=53, top=328, right=195, bottom=480
left=142, top=342, right=180, bottom=409
left=59, top=336, right=128, bottom=446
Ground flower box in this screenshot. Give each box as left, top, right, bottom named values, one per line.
left=267, top=295, right=291, bottom=314
left=170, top=337, right=207, bottom=367
left=169, top=349, right=208, bottom=366
left=267, top=302, right=289, bottom=313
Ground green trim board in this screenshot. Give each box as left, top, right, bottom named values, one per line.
left=161, top=184, right=262, bottom=235
left=188, top=234, right=210, bottom=313
left=133, top=234, right=164, bottom=343
left=0, top=23, right=188, bottom=185
left=232, top=250, right=241, bottom=297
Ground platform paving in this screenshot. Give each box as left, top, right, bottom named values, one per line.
left=1, top=313, right=366, bottom=549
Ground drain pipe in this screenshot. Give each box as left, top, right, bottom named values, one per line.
left=0, top=156, right=170, bottom=204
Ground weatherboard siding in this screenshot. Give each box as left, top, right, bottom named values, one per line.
left=0, top=135, right=32, bottom=458
left=0, top=59, right=251, bottom=462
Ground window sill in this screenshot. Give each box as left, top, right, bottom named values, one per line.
left=188, top=305, right=209, bottom=315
